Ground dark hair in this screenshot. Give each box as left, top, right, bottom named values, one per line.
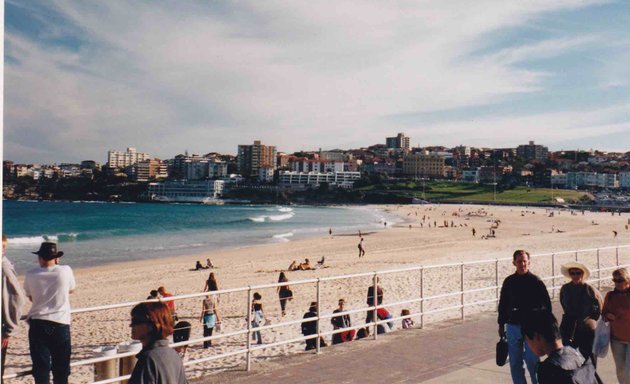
left=278, top=271, right=288, bottom=283
left=253, top=292, right=262, bottom=300
left=207, top=272, right=219, bottom=291
left=513, top=249, right=530, bottom=260
left=149, top=290, right=158, bottom=298
left=131, top=302, right=174, bottom=340
left=520, top=311, right=560, bottom=344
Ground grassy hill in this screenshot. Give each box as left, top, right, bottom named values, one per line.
left=357, top=181, right=592, bottom=204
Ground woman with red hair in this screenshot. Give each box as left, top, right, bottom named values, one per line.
left=129, top=302, right=187, bottom=384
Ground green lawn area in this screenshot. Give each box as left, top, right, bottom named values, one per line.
left=360, top=181, right=591, bottom=204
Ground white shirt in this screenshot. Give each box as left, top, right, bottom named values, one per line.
left=24, top=264, right=76, bottom=324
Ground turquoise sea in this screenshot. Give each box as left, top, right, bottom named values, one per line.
left=2, top=201, right=397, bottom=273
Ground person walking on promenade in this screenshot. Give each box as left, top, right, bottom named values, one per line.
left=277, top=272, right=292, bottom=317
left=251, top=292, right=265, bottom=345
left=602, top=268, right=630, bottom=384
left=559, top=262, right=602, bottom=365
left=2, top=234, right=26, bottom=373
left=24, top=242, right=76, bottom=384
left=521, top=311, right=597, bottom=384
left=498, top=249, right=551, bottom=384
left=331, top=299, right=354, bottom=344
left=129, top=302, right=187, bottom=384
left=358, top=238, right=365, bottom=258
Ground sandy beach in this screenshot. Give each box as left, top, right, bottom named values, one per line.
left=3, top=204, right=630, bottom=383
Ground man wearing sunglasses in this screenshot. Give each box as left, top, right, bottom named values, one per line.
left=498, top=249, right=552, bottom=384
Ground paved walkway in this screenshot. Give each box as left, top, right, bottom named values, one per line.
left=197, top=304, right=617, bottom=383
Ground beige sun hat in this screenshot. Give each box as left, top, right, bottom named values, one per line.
left=561, top=262, right=590, bottom=280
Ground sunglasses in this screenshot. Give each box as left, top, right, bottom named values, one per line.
left=569, top=271, right=583, bottom=276
left=612, top=278, right=626, bottom=283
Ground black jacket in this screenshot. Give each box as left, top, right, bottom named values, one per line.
left=498, top=272, right=551, bottom=326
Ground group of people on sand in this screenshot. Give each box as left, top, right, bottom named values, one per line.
left=288, top=257, right=325, bottom=271
left=498, top=249, right=630, bottom=384
left=192, top=258, right=214, bottom=270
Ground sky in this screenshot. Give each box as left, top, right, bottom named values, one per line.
left=3, top=0, right=630, bottom=164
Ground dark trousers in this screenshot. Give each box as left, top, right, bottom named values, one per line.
left=28, top=319, right=71, bottom=384
left=2, top=344, right=7, bottom=378
left=203, top=326, right=214, bottom=348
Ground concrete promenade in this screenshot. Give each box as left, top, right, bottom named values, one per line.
left=198, top=304, right=617, bottom=383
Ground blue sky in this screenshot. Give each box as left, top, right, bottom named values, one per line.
left=3, top=0, right=630, bottom=163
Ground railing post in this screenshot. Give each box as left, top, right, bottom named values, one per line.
left=373, top=272, right=378, bottom=340
left=460, top=263, right=465, bottom=320
left=420, top=268, right=424, bottom=329
left=495, top=259, right=499, bottom=308
left=551, top=254, right=555, bottom=300
left=575, top=251, right=578, bottom=262
left=316, top=278, right=321, bottom=354
left=246, top=286, right=252, bottom=371
left=597, top=249, right=601, bottom=290
left=616, top=247, right=620, bottom=266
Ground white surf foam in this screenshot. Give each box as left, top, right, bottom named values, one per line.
left=249, top=216, right=266, bottom=223
left=268, top=212, right=295, bottom=221
left=9, top=235, right=59, bottom=245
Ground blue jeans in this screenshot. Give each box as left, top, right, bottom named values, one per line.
left=28, top=319, right=71, bottom=384
left=506, top=324, right=539, bottom=384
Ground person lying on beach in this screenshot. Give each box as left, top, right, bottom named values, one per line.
left=298, top=259, right=312, bottom=271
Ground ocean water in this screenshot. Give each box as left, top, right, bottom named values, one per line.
left=2, top=201, right=397, bottom=273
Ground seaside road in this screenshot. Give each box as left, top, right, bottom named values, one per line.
left=195, top=303, right=616, bottom=384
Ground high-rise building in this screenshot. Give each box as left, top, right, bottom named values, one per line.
left=237, top=140, right=277, bottom=178
left=386, top=133, right=411, bottom=151
left=107, top=147, right=150, bottom=169
left=402, top=152, right=445, bottom=178
left=135, top=159, right=168, bottom=182
left=516, top=141, right=548, bottom=162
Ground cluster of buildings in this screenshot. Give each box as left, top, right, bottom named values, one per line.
left=4, top=135, right=630, bottom=199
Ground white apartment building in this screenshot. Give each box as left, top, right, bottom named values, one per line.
left=258, top=166, right=275, bottom=183
left=291, top=160, right=344, bottom=173
left=107, top=147, right=150, bottom=169
left=279, top=171, right=361, bottom=189
left=620, top=172, right=630, bottom=189
left=184, top=159, right=228, bottom=180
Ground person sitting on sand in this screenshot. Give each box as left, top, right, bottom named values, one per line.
left=194, top=260, right=208, bottom=270
left=298, top=258, right=312, bottom=271
left=157, top=286, right=176, bottom=319
left=317, top=256, right=325, bottom=267
left=146, top=290, right=159, bottom=300
left=401, top=309, right=414, bottom=329
left=288, top=260, right=298, bottom=271
left=206, top=258, right=214, bottom=269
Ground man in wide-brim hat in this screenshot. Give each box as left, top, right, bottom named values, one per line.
left=23, top=242, right=76, bottom=383
left=558, top=261, right=602, bottom=365
left=31, top=242, right=64, bottom=261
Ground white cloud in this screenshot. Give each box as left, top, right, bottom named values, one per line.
left=4, top=0, right=626, bottom=163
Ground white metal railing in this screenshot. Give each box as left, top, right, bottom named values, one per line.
left=2, top=244, right=629, bottom=382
